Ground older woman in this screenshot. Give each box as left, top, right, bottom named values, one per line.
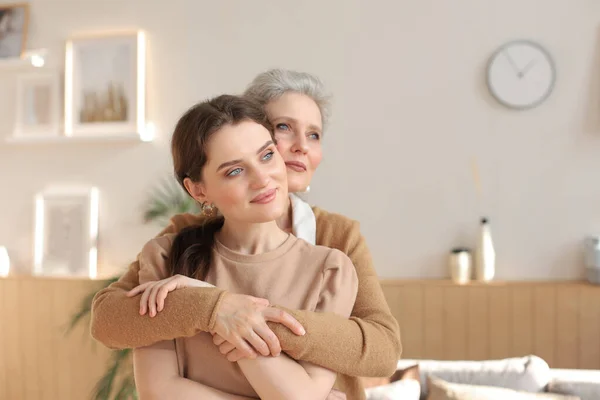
left=91, top=69, right=401, bottom=400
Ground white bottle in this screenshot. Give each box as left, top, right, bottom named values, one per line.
left=475, top=217, right=495, bottom=282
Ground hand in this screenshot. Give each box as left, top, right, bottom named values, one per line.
left=326, top=389, right=347, bottom=400
left=211, top=293, right=305, bottom=360
left=126, top=274, right=213, bottom=317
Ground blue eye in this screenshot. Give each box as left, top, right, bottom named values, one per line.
left=262, top=151, right=274, bottom=161
left=308, top=133, right=321, bottom=140
left=276, top=123, right=290, bottom=131
left=227, top=168, right=242, bottom=177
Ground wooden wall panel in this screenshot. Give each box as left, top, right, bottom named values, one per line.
left=3, top=277, right=600, bottom=399
left=0, top=277, right=112, bottom=400
left=381, top=279, right=600, bottom=369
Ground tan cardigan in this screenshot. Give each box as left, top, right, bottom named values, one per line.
left=91, top=207, right=402, bottom=400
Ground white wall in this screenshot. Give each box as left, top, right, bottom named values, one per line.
left=1, top=0, right=599, bottom=280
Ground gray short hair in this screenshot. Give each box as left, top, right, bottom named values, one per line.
left=244, top=69, right=331, bottom=129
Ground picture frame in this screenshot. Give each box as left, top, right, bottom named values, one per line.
left=13, top=71, right=61, bottom=138
left=0, top=3, right=29, bottom=59
left=64, top=30, right=146, bottom=137
left=34, top=186, right=99, bottom=279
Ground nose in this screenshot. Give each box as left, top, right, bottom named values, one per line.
left=290, top=132, right=309, bottom=154
left=249, top=166, right=270, bottom=189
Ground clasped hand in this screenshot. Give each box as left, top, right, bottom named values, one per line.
left=127, top=275, right=305, bottom=360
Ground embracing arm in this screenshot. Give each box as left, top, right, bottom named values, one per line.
left=269, top=213, right=402, bottom=377
left=237, top=251, right=358, bottom=400
left=90, top=213, right=228, bottom=349
left=133, top=340, right=253, bottom=400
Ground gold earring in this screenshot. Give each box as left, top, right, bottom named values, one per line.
left=201, top=202, right=217, bottom=217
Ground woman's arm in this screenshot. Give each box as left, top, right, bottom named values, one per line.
left=236, top=251, right=358, bottom=400
left=133, top=340, right=253, bottom=400
left=238, top=355, right=336, bottom=400
left=90, top=213, right=302, bottom=352
left=241, top=214, right=402, bottom=377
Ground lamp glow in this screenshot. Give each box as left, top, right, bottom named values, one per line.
left=0, top=247, right=9, bottom=277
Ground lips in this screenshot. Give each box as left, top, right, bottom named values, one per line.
left=285, top=161, right=307, bottom=172
left=251, top=188, right=277, bottom=204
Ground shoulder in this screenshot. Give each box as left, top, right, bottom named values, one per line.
left=167, top=212, right=207, bottom=234
left=311, top=206, right=363, bottom=252
left=141, top=233, right=177, bottom=257
left=312, top=206, right=360, bottom=231
left=293, top=238, right=355, bottom=274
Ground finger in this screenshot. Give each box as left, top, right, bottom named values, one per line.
left=157, top=280, right=177, bottom=312
left=139, top=283, right=157, bottom=315
left=229, top=336, right=256, bottom=359
left=148, top=281, right=165, bottom=317
left=244, top=330, right=270, bottom=357
left=329, top=390, right=346, bottom=400
left=264, top=308, right=306, bottom=335
left=254, top=323, right=281, bottom=356
left=251, top=296, right=270, bottom=307
left=127, top=281, right=153, bottom=297
left=218, top=341, right=236, bottom=355
left=213, top=334, right=226, bottom=346
left=227, top=348, right=255, bottom=362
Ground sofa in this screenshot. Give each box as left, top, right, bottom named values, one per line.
left=363, top=355, right=600, bottom=400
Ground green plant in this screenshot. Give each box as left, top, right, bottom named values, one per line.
left=143, top=176, right=199, bottom=226
left=67, top=177, right=198, bottom=399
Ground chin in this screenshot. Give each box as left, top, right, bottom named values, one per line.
left=287, top=180, right=310, bottom=194
left=247, top=202, right=287, bottom=223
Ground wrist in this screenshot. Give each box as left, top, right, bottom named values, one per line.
left=208, top=289, right=229, bottom=332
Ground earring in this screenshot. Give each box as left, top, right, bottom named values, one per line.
left=304, top=185, right=311, bottom=193
left=201, top=202, right=217, bottom=217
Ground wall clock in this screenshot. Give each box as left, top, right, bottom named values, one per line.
left=486, top=40, right=556, bottom=110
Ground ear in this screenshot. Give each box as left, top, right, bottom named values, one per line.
left=183, top=177, right=209, bottom=204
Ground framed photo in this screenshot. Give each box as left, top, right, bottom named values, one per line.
left=64, top=30, right=146, bottom=137
left=13, top=72, right=61, bottom=138
left=0, top=3, right=29, bottom=58
left=34, top=186, right=99, bottom=279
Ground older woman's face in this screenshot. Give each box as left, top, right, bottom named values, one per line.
left=265, top=92, right=323, bottom=193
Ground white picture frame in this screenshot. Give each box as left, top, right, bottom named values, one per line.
left=64, top=30, right=146, bottom=137
left=13, top=72, right=61, bottom=138
left=34, top=186, right=99, bottom=279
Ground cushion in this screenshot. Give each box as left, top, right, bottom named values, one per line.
left=366, top=379, right=420, bottom=400
left=400, top=355, right=551, bottom=397
left=547, top=369, right=600, bottom=400
left=426, top=376, right=580, bottom=400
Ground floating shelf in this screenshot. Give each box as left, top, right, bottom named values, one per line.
left=5, top=133, right=153, bottom=144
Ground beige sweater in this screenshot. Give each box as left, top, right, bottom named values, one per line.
left=139, top=233, right=358, bottom=398
left=91, top=207, right=402, bottom=400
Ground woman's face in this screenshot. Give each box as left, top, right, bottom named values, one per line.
left=265, top=92, right=323, bottom=193
left=187, top=120, right=288, bottom=224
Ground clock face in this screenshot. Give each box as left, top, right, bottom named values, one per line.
left=487, top=40, right=556, bottom=110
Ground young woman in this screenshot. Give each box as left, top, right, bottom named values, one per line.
left=133, top=94, right=358, bottom=399
left=91, top=69, right=401, bottom=400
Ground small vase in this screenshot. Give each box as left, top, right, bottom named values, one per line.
left=475, top=217, right=495, bottom=282
left=449, top=248, right=472, bottom=284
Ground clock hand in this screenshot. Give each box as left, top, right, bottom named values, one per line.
left=518, top=59, right=538, bottom=78
left=503, top=50, right=521, bottom=76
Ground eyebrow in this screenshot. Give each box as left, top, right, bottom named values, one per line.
left=275, top=116, right=322, bottom=133
left=216, top=140, right=274, bottom=172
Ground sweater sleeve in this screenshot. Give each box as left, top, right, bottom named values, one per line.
left=316, top=250, right=358, bottom=319
left=267, top=212, right=402, bottom=377
left=90, top=213, right=227, bottom=350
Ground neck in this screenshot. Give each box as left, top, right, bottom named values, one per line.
left=276, top=195, right=293, bottom=233
left=218, top=219, right=289, bottom=255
